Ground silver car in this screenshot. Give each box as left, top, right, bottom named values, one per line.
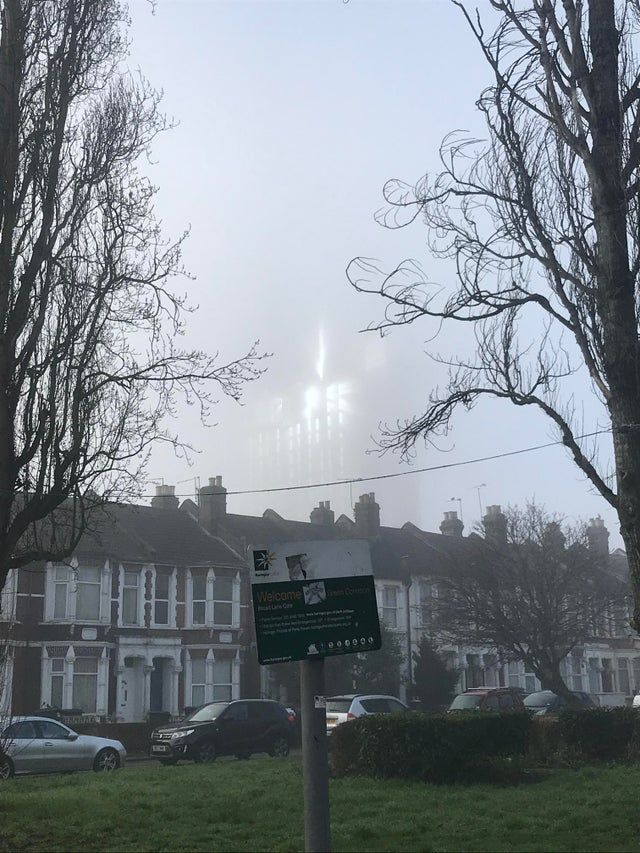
left=325, top=694, right=408, bottom=735
left=0, top=716, right=126, bottom=779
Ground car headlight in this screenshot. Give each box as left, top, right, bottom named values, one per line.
left=171, top=729, right=194, bottom=740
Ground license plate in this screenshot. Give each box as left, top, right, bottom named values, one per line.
left=152, top=745, right=169, bottom=753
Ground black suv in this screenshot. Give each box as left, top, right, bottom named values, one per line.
left=149, top=699, right=294, bottom=764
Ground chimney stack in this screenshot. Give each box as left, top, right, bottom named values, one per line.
left=483, top=505, right=507, bottom=542
left=199, top=475, right=227, bottom=533
left=440, top=510, right=464, bottom=537
left=354, top=493, right=380, bottom=538
left=151, top=484, right=179, bottom=511
left=587, top=516, right=609, bottom=560
left=310, top=500, right=335, bottom=526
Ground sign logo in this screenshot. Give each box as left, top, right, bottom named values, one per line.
left=253, top=549, right=275, bottom=575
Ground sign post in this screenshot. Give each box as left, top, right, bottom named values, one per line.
left=250, top=539, right=380, bottom=853
left=300, top=657, right=331, bottom=852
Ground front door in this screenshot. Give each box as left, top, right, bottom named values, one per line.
left=120, top=657, right=144, bottom=722
left=150, top=659, right=165, bottom=712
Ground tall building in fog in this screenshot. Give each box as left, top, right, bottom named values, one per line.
left=248, top=330, right=422, bottom=523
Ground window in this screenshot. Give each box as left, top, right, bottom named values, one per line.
left=54, top=566, right=69, bottom=619
left=191, top=572, right=207, bottom=626
left=72, top=657, right=98, bottom=713
left=601, top=658, right=615, bottom=693
left=37, top=720, right=69, bottom=740
left=213, top=660, right=232, bottom=701
left=381, top=586, right=398, bottom=628
left=213, top=576, right=233, bottom=626
left=3, top=720, right=37, bottom=740
left=618, top=658, right=631, bottom=695
left=419, top=582, right=436, bottom=628
left=507, top=661, right=521, bottom=688
left=191, top=658, right=206, bottom=707
left=588, top=658, right=601, bottom=693
left=76, top=565, right=101, bottom=621
left=524, top=675, right=537, bottom=694
left=570, top=655, right=584, bottom=691
left=483, top=694, right=500, bottom=711
left=50, top=658, right=64, bottom=708
left=122, top=571, right=140, bottom=625
left=154, top=569, right=172, bottom=625
left=221, top=701, right=247, bottom=721
left=499, top=693, right=515, bottom=711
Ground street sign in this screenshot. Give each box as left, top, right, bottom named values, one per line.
left=250, top=539, right=381, bottom=665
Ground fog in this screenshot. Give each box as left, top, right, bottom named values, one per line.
left=127, top=0, right=620, bottom=545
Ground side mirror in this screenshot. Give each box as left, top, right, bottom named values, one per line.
left=66, top=733, right=78, bottom=741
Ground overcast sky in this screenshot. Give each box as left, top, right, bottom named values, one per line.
left=127, top=0, right=621, bottom=547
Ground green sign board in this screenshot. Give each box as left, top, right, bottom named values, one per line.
left=250, top=540, right=381, bottom=665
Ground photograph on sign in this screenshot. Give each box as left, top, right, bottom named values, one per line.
left=250, top=539, right=381, bottom=665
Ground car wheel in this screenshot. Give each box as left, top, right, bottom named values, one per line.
left=0, top=755, right=14, bottom=780
left=195, top=741, right=216, bottom=764
left=269, top=736, right=290, bottom=758
left=93, top=748, right=120, bottom=773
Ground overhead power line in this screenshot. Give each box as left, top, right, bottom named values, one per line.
left=146, top=427, right=612, bottom=499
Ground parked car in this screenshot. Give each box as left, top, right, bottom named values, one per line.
left=448, top=687, right=526, bottom=713
left=523, top=690, right=596, bottom=716
left=633, top=693, right=640, bottom=709
left=325, top=694, right=409, bottom=736
left=0, top=716, right=126, bottom=779
left=149, top=699, right=295, bottom=764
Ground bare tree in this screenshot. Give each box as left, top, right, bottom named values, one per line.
left=348, top=1, right=640, bottom=628
left=430, top=504, right=624, bottom=703
left=0, top=0, right=264, bottom=593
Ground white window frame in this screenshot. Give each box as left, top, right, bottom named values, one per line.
left=212, top=658, right=233, bottom=702
left=119, top=565, right=144, bottom=627
left=45, top=559, right=111, bottom=624
left=187, top=568, right=209, bottom=628
left=212, top=572, right=238, bottom=628
left=40, top=645, right=109, bottom=715
left=75, top=564, right=102, bottom=623
left=0, top=568, right=16, bottom=622
left=151, top=566, right=176, bottom=628
left=380, top=585, right=399, bottom=629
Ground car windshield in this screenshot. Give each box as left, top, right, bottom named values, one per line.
left=186, top=703, right=229, bottom=722
left=450, top=694, right=482, bottom=710
left=326, top=699, right=353, bottom=713
left=524, top=691, right=556, bottom=708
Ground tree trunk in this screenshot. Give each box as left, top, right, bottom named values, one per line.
left=588, top=1, right=640, bottom=630
left=536, top=660, right=581, bottom=708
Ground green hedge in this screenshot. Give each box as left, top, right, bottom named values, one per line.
left=558, top=707, right=640, bottom=761
left=331, top=711, right=531, bottom=782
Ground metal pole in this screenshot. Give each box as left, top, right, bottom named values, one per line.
left=300, top=658, right=331, bottom=853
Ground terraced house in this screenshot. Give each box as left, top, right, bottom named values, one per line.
left=0, top=480, right=253, bottom=722
left=1, top=474, right=638, bottom=721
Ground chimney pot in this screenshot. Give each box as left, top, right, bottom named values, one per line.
left=199, top=475, right=228, bottom=533
left=151, top=483, right=179, bottom=510
left=440, top=510, right=464, bottom=537
left=483, top=504, right=507, bottom=542
left=354, top=492, right=380, bottom=537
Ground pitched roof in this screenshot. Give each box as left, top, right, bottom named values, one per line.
left=75, top=502, right=244, bottom=568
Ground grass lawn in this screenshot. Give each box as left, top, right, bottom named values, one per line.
left=1, top=758, right=639, bottom=852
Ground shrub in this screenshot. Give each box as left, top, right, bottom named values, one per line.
left=331, top=711, right=531, bottom=783
left=558, top=707, right=640, bottom=762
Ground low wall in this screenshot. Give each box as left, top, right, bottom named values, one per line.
left=73, top=722, right=155, bottom=753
